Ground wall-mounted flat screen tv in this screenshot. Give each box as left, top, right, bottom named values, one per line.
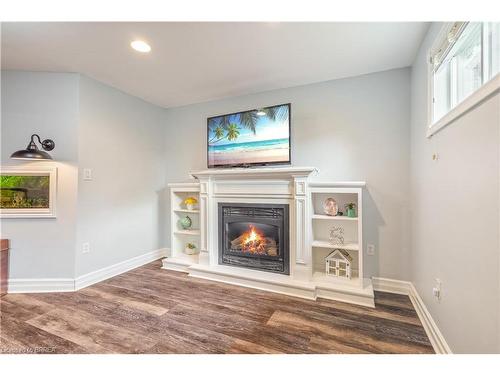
left=207, top=103, right=291, bottom=168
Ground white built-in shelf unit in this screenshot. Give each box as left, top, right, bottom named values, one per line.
left=309, top=182, right=364, bottom=284
left=169, top=182, right=201, bottom=265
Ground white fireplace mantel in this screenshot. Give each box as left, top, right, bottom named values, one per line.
left=190, top=166, right=318, bottom=179
left=163, top=166, right=374, bottom=307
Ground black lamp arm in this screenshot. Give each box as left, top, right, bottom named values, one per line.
left=30, top=134, right=55, bottom=151
left=31, top=134, right=42, bottom=144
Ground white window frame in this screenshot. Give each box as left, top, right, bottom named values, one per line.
left=0, top=166, right=57, bottom=218
left=427, top=22, right=500, bottom=138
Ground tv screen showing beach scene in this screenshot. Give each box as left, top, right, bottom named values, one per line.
left=207, top=103, right=290, bottom=168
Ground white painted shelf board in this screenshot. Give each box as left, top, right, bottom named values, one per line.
left=174, top=209, right=200, bottom=213
left=313, top=271, right=359, bottom=285
left=312, top=214, right=358, bottom=221
left=174, top=229, right=201, bottom=236
left=309, top=181, right=366, bottom=188
left=311, top=240, right=359, bottom=251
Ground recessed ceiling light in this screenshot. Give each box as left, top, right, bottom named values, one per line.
left=256, top=110, right=266, bottom=116
left=130, top=40, right=151, bottom=53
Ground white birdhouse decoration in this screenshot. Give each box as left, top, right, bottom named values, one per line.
left=325, top=249, right=353, bottom=279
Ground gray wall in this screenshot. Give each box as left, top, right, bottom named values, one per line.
left=1, top=71, right=166, bottom=279
left=163, top=68, right=412, bottom=280
left=75, top=76, right=166, bottom=276
left=1, top=71, right=79, bottom=278
left=410, top=23, right=500, bottom=353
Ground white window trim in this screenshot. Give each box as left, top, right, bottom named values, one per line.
left=427, top=73, right=500, bottom=138
left=427, top=22, right=500, bottom=138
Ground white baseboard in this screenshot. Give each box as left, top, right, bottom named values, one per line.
left=7, top=248, right=168, bottom=293
left=7, top=278, right=75, bottom=293
left=407, top=283, right=452, bottom=355
left=372, top=277, right=412, bottom=295
left=372, top=277, right=452, bottom=354
left=75, top=248, right=168, bottom=290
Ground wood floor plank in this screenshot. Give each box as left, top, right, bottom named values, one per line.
left=0, top=315, right=88, bottom=354
left=26, top=308, right=157, bottom=353
left=0, top=260, right=434, bottom=354
left=267, top=310, right=433, bottom=354
left=1, top=294, right=56, bottom=321
left=164, top=303, right=311, bottom=353
left=227, top=339, right=282, bottom=354
left=79, top=286, right=168, bottom=316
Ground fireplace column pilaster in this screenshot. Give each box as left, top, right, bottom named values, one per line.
left=198, top=176, right=211, bottom=265
left=292, top=175, right=312, bottom=281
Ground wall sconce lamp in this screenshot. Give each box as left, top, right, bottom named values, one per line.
left=10, top=134, right=55, bottom=160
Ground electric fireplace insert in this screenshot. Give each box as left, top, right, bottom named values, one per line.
left=218, top=202, right=289, bottom=275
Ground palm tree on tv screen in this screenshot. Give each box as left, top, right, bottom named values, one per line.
left=208, top=105, right=288, bottom=145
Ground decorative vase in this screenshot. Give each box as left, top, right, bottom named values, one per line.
left=347, top=208, right=356, bottom=218
left=179, top=215, right=192, bottom=230
left=186, top=203, right=195, bottom=211
left=184, top=245, right=198, bottom=255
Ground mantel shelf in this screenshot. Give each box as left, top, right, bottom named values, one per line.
left=190, top=166, right=318, bottom=179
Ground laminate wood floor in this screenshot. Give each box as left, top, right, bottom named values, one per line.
left=0, top=260, right=434, bottom=354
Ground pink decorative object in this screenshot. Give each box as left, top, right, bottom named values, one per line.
left=323, top=198, right=338, bottom=216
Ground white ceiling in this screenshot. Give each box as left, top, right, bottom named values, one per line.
left=1, top=22, right=429, bottom=108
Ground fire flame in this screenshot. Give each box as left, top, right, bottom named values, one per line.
left=244, top=226, right=260, bottom=244
left=240, top=225, right=267, bottom=254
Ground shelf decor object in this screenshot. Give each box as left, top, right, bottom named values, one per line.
left=10, top=134, right=55, bottom=161
left=325, top=249, right=352, bottom=279
left=329, top=226, right=344, bottom=245
left=179, top=215, right=192, bottom=230
left=183, top=196, right=198, bottom=210
left=184, top=243, right=199, bottom=255
left=323, top=197, right=338, bottom=216
left=345, top=202, right=357, bottom=218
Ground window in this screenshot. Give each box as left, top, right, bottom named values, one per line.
left=428, top=22, right=500, bottom=136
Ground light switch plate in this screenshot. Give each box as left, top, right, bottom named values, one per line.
left=83, top=168, right=92, bottom=181
left=82, top=242, right=90, bottom=253
left=367, top=244, right=375, bottom=255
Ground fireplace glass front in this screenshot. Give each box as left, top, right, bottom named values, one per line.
left=218, top=203, right=289, bottom=274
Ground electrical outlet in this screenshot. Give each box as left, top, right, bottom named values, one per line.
left=83, top=168, right=92, bottom=181
left=433, top=278, right=442, bottom=301
left=82, top=242, right=90, bottom=254
left=367, top=244, right=375, bottom=256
